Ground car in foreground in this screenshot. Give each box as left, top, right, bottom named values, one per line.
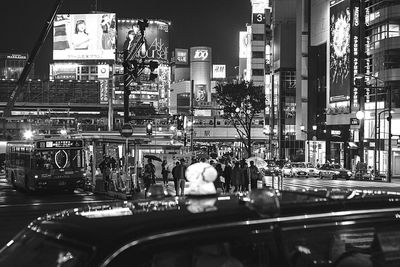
left=319, top=164, right=353, bottom=180
left=2, top=187, right=399, bottom=267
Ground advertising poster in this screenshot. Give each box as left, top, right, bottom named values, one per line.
left=213, top=64, right=226, bottom=79
left=53, top=13, right=116, bottom=60
left=117, top=19, right=169, bottom=62
left=190, top=47, right=211, bottom=62
left=194, top=84, right=208, bottom=106
left=329, top=0, right=351, bottom=103
left=175, top=48, right=188, bottom=65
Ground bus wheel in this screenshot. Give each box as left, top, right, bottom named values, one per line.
left=10, top=173, right=17, bottom=189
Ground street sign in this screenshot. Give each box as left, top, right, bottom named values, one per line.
left=120, top=124, right=133, bottom=138
left=350, top=118, right=360, bottom=125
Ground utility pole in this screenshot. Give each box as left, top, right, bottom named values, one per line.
left=190, top=80, right=195, bottom=154
left=388, top=85, right=392, bottom=183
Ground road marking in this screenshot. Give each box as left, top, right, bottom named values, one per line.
left=0, top=199, right=118, bottom=209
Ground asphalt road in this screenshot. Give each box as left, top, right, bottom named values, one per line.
left=0, top=176, right=115, bottom=248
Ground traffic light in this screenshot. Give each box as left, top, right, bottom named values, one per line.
left=354, top=77, right=364, bottom=88
left=149, top=73, right=158, bottom=81
left=146, top=123, right=152, bottom=135
left=177, top=115, right=184, bottom=130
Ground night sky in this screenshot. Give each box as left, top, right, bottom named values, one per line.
left=0, top=0, right=251, bottom=78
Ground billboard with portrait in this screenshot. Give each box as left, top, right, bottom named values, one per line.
left=117, top=19, right=169, bottom=62
left=174, top=48, right=188, bottom=65
left=329, top=0, right=351, bottom=103
left=53, top=13, right=116, bottom=60
left=194, top=84, right=208, bottom=106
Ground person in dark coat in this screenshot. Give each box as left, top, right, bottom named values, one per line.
left=231, top=162, right=243, bottom=192
left=143, top=158, right=155, bottom=195
left=161, top=160, right=169, bottom=186
left=214, top=163, right=224, bottom=192
left=240, top=160, right=249, bottom=191
left=172, top=161, right=180, bottom=196
left=223, top=160, right=233, bottom=192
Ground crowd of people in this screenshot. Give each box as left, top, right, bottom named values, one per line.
left=141, top=157, right=262, bottom=196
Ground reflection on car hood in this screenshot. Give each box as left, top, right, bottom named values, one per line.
left=27, top=189, right=400, bottom=248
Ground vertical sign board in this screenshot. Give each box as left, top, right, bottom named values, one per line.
left=190, top=47, right=212, bottom=109
left=329, top=0, right=351, bottom=104
left=351, top=0, right=360, bottom=111
left=174, top=48, right=189, bottom=65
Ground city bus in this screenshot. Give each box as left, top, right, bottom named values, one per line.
left=5, top=137, right=85, bottom=192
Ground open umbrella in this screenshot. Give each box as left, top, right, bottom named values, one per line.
left=144, top=155, right=162, bottom=162
left=246, top=157, right=268, bottom=169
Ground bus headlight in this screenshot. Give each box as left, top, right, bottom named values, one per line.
left=34, top=175, right=39, bottom=179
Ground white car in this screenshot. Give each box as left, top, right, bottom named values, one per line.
left=305, top=163, right=319, bottom=177
left=282, top=162, right=309, bottom=178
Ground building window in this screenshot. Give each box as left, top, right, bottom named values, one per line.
left=252, top=69, right=264, bottom=76
left=252, top=34, right=264, bottom=41
left=252, top=51, right=264, bottom=58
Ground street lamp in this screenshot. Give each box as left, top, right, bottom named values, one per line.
left=355, top=73, right=391, bottom=182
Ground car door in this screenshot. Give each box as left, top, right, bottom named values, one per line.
left=103, top=223, right=284, bottom=267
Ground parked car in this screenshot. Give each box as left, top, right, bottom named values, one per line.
left=2, top=188, right=400, bottom=267
left=318, top=164, right=353, bottom=180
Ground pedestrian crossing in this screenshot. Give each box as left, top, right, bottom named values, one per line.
left=262, top=176, right=400, bottom=192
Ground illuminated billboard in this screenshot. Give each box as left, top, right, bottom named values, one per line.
left=329, top=0, right=351, bottom=103
left=194, top=84, right=208, bottom=106
left=117, top=19, right=169, bottom=62
left=213, top=64, right=226, bottom=79
left=239, top=31, right=251, bottom=59
left=53, top=13, right=116, bottom=60
left=190, top=47, right=211, bottom=62
left=175, top=48, right=189, bottom=65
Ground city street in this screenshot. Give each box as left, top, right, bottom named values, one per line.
left=265, top=176, right=400, bottom=192
left=0, top=176, right=115, bottom=248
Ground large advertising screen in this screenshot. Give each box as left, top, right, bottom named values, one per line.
left=329, top=0, right=351, bottom=103
left=53, top=13, right=116, bottom=60
left=117, top=19, right=169, bottom=62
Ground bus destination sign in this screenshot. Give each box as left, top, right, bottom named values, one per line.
left=38, top=140, right=83, bottom=148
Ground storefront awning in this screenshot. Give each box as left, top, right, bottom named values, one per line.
left=348, top=142, right=358, bottom=149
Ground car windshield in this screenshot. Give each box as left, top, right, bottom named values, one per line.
left=292, top=163, right=306, bottom=168
left=331, top=164, right=341, bottom=169
left=0, top=230, right=91, bottom=267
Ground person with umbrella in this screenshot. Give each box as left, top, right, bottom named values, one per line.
left=143, top=158, right=156, bottom=195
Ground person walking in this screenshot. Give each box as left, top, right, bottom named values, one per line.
left=143, top=158, right=155, bottom=195
left=172, top=161, right=180, bottom=195
left=161, top=160, right=169, bottom=186
left=223, top=160, right=233, bottom=193
left=249, top=160, right=260, bottom=190
left=232, top=162, right=243, bottom=192
left=176, top=159, right=187, bottom=196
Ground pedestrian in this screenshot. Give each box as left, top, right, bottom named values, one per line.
left=99, top=155, right=111, bottom=192
left=161, top=160, right=169, bottom=186
left=240, top=160, right=249, bottom=191
left=172, top=161, right=180, bottom=195
left=249, top=161, right=260, bottom=190
left=215, top=163, right=224, bottom=192
left=223, top=160, right=233, bottom=192
left=232, top=162, right=242, bottom=192
left=176, top=158, right=187, bottom=196
left=143, top=158, right=155, bottom=195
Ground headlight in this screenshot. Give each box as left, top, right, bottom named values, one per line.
left=34, top=175, right=39, bottom=179
left=334, top=171, right=340, bottom=175
left=347, top=171, right=352, bottom=176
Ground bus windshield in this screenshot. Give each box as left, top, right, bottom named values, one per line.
left=33, top=149, right=83, bottom=170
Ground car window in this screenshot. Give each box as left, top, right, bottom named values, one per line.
left=106, top=229, right=280, bottom=267
left=0, top=230, right=91, bottom=267
left=306, top=163, right=314, bottom=168
left=292, top=163, right=305, bottom=168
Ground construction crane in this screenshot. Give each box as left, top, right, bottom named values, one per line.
left=2, top=0, right=64, bottom=118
